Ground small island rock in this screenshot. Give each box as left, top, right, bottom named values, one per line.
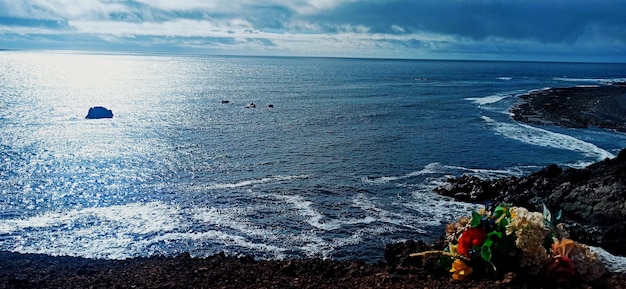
left=86, top=106, right=113, bottom=119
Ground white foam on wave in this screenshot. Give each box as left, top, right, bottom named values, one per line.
left=442, top=164, right=534, bottom=179
left=193, top=193, right=332, bottom=249
left=192, top=206, right=280, bottom=241
left=0, top=200, right=292, bottom=259
left=191, top=191, right=390, bottom=260
left=0, top=202, right=185, bottom=259
left=200, top=175, right=309, bottom=190
left=554, top=77, right=626, bottom=84
left=351, top=193, right=424, bottom=233
left=357, top=169, right=484, bottom=237
left=466, top=90, right=528, bottom=111
left=497, top=76, right=512, bottom=81
left=361, top=162, right=444, bottom=184
left=525, top=87, right=552, bottom=94
left=1, top=182, right=463, bottom=260
left=0, top=202, right=182, bottom=236
left=286, top=190, right=470, bottom=259
left=465, top=94, right=509, bottom=106
left=156, top=231, right=288, bottom=259
left=272, top=194, right=377, bottom=231
left=189, top=192, right=365, bottom=259
left=481, top=116, right=615, bottom=162
left=363, top=162, right=532, bottom=188
left=405, top=186, right=483, bottom=228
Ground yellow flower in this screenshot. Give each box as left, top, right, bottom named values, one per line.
left=552, top=238, right=577, bottom=258
left=495, top=211, right=507, bottom=225
left=450, top=259, right=473, bottom=281
left=448, top=244, right=458, bottom=255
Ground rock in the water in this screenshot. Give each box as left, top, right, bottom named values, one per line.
left=86, top=106, right=113, bottom=119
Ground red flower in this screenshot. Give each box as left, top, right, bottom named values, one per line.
left=545, top=256, right=576, bottom=287
left=457, top=228, right=488, bottom=256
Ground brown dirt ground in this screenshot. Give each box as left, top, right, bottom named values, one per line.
left=1, top=250, right=625, bottom=289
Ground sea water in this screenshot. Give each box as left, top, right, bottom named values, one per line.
left=1, top=51, right=625, bottom=262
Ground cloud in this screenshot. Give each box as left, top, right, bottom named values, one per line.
left=317, top=0, right=626, bottom=43
left=70, top=19, right=257, bottom=38
left=0, top=0, right=624, bottom=62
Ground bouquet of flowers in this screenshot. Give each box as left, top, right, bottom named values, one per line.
left=411, top=204, right=605, bottom=285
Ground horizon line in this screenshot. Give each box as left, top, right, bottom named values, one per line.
left=2, top=47, right=626, bottom=65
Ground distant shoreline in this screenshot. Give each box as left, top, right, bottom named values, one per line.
left=510, top=83, right=626, bottom=132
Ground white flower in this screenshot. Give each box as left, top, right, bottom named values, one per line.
left=506, top=206, right=550, bottom=273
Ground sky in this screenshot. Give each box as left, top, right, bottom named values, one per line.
left=0, top=0, right=625, bottom=62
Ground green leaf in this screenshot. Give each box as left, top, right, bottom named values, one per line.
left=487, top=231, right=503, bottom=240
left=480, top=231, right=502, bottom=262
left=483, top=238, right=493, bottom=248
left=493, top=205, right=507, bottom=218
left=481, top=244, right=492, bottom=262
left=498, top=217, right=509, bottom=229
left=555, top=210, right=562, bottom=221
left=471, top=211, right=482, bottom=227
left=437, top=256, right=453, bottom=271
left=542, top=204, right=551, bottom=223
left=494, top=235, right=517, bottom=255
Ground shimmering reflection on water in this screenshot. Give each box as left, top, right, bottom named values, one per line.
left=1, top=52, right=625, bottom=261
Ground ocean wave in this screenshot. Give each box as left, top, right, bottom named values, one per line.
left=523, top=87, right=552, bottom=95
left=0, top=184, right=458, bottom=260
left=442, top=164, right=535, bottom=179
left=351, top=193, right=424, bottom=233
left=362, top=162, right=534, bottom=187
left=405, top=187, right=482, bottom=227
left=481, top=116, right=615, bottom=162
left=360, top=162, right=444, bottom=184
left=155, top=231, right=289, bottom=259
left=199, top=175, right=310, bottom=190
left=269, top=194, right=374, bottom=231
left=191, top=193, right=344, bottom=258
left=465, top=94, right=509, bottom=106
left=0, top=202, right=185, bottom=259
left=554, top=77, right=626, bottom=83
left=192, top=207, right=281, bottom=240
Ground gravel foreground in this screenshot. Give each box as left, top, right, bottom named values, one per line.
left=1, top=249, right=625, bottom=289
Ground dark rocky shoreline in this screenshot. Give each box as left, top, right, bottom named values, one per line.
left=510, top=83, right=626, bottom=132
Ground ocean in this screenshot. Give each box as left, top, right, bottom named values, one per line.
left=1, top=51, right=625, bottom=262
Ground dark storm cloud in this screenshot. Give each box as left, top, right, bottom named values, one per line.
left=0, top=0, right=624, bottom=61
left=313, top=0, right=626, bottom=44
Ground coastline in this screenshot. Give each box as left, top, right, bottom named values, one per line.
left=3, top=84, right=626, bottom=288
left=510, top=82, right=626, bottom=132
left=3, top=160, right=626, bottom=288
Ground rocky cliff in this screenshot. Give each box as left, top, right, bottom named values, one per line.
left=435, top=149, right=626, bottom=256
